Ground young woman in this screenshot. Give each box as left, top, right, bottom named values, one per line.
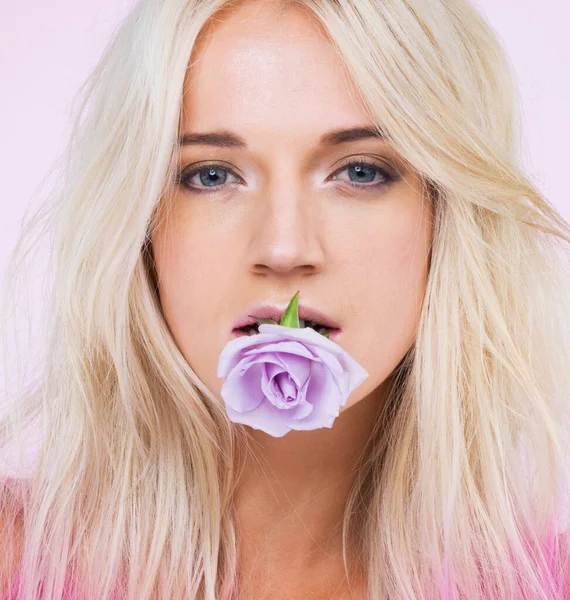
left=1, top=0, right=569, bottom=598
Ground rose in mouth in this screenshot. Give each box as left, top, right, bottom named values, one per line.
left=217, top=291, right=369, bottom=437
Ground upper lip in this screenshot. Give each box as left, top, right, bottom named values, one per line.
left=232, top=302, right=341, bottom=331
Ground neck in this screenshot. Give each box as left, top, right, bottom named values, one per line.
left=232, top=376, right=393, bottom=592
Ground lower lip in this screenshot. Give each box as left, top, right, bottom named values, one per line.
left=232, top=328, right=342, bottom=341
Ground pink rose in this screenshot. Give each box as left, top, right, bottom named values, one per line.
left=217, top=323, right=369, bottom=437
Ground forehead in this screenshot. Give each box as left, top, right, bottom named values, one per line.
left=181, top=1, right=371, bottom=144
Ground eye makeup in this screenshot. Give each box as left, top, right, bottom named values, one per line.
left=174, top=155, right=402, bottom=196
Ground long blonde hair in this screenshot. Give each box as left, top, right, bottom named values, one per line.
left=1, top=0, right=569, bottom=598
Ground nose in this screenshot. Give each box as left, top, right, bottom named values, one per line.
left=247, top=172, right=326, bottom=277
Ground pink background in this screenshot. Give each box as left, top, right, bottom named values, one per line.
left=0, top=1, right=569, bottom=475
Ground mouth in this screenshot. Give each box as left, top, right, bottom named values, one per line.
left=233, top=319, right=338, bottom=337
left=232, top=303, right=342, bottom=341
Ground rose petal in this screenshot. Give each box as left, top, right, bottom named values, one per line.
left=289, top=399, right=313, bottom=420
left=242, top=339, right=317, bottom=361
left=257, top=323, right=340, bottom=349
left=272, top=352, right=312, bottom=388
left=217, top=333, right=272, bottom=377
left=310, top=344, right=369, bottom=397
left=234, top=351, right=290, bottom=375
left=272, top=372, right=297, bottom=405
left=262, top=364, right=300, bottom=409
left=289, top=375, right=314, bottom=419
left=221, top=363, right=265, bottom=412
left=284, top=362, right=341, bottom=430
left=224, top=398, right=292, bottom=437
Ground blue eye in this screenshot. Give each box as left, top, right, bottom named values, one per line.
left=176, top=158, right=399, bottom=195
left=176, top=164, right=241, bottom=194
left=331, top=159, right=399, bottom=190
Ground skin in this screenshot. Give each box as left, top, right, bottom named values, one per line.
left=151, top=1, right=433, bottom=597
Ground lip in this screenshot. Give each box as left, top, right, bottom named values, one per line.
left=232, top=302, right=342, bottom=333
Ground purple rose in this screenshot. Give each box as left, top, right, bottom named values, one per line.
left=217, top=323, right=369, bottom=437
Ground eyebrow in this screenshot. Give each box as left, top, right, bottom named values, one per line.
left=176, top=126, right=386, bottom=148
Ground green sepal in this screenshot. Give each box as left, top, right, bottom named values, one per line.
left=279, top=290, right=300, bottom=328
left=249, top=291, right=331, bottom=338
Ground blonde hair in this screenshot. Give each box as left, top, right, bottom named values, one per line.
left=2, top=0, right=569, bottom=598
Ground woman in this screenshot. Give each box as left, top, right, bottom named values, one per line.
left=1, top=0, right=569, bottom=598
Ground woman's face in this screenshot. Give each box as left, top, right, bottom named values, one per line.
left=152, top=0, right=433, bottom=415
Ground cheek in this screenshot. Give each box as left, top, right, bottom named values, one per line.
left=340, top=194, right=432, bottom=398
left=150, top=216, right=230, bottom=364
left=151, top=210, right=232, bottom=307
left=151, top=215, right=241, bottom=404
left=343, top=190, right=432, bottom=297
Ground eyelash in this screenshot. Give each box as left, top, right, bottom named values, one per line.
left=175, top=158, right=399, bottom=195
